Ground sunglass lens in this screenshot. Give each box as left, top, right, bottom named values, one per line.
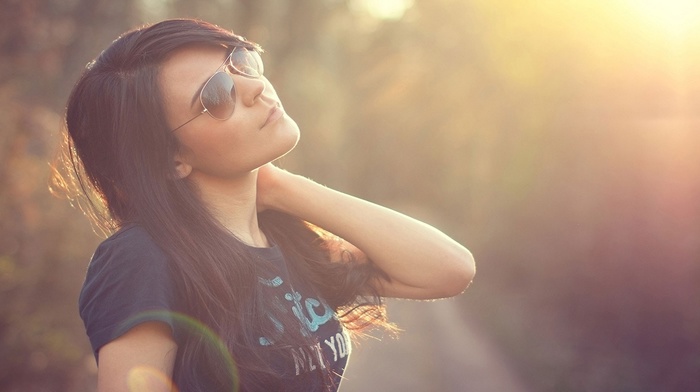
left=230, top=49, right=264, bottom=77
left=201, top=72, right=235, bottom=120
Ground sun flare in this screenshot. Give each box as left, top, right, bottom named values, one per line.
left=623, top=0, right=700, bottom=38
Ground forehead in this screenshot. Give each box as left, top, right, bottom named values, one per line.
left=159, top=46, right=228, bottom=104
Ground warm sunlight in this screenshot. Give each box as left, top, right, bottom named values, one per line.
left=622, top=0, right=700, bottom=38
left=350, top=0, right=414, bottom=19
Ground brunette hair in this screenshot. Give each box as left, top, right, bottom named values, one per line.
left=51, top=19, right=389, bottom=391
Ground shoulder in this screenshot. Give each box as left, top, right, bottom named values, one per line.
left=94, top=224, right=166, bottom=262
left=86, top=224, right=171, bottom=279
left=81, top=223, right=174, bottom=295
left=79, top=224, right=178, bottom=357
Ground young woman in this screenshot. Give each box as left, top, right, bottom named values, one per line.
left=55, top=18, right=474, bottom=392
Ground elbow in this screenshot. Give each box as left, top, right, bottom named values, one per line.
left=439, top=247, right=476, bottom=298
left=378, top=245, right=476, bottom=300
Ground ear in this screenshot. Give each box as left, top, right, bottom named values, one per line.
left=173, top=158, right=192, bottom=179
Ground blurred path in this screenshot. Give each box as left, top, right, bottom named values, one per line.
left=340, top=299, right=529, bottom=392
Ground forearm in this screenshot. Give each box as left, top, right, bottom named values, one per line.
left=267, top=172, right=475, bottom=299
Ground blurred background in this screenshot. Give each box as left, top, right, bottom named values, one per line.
left=1, top=0, right=699, bottom=391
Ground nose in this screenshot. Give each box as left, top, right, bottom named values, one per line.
left=236, top=75, right=265, bottom=107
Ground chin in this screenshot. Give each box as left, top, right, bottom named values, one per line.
left=267, top=125, right=299, bottom=163
left=281, top=117, right=301, bottom=150
left=278, top=133, right=300, bottom=159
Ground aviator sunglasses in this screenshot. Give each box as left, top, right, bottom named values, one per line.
left=171, top=46, right=264, bottom=132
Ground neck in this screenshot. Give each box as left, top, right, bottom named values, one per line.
left=188, top=169, right=269, bottom=247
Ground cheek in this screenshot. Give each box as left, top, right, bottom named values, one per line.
left=187, top=131, right=243, bottom=159
left=159, top=80, right=203, bottom=131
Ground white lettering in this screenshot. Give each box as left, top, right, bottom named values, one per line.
left=313, top=343, right=326, bottom=369
left=307, top=347, right=316, bottom=371
left=336, top=332, right=348, bottom=358
left=291, top=334, right=350, bottom=375
left=324, top=336, right=338, bottom=362
left=292, top=348, right=305, bottom=376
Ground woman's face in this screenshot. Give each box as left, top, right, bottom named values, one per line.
left=159, top=45, right=300, bottom=180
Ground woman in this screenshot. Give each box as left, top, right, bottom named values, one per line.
left=54, top=18, right=474, bottom=392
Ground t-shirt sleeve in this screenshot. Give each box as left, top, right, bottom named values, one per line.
left=78, top=226, right=177, bottom=360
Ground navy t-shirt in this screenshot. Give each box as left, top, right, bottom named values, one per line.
left=79, top=224, right=350, bottom=391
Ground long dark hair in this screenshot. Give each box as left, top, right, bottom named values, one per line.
left=51, top=19, right=390, bottom=391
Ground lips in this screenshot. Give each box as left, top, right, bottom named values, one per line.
left=262, top=105, right=283, bottom=128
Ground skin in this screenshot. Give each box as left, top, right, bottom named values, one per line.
left=97, top=45, right=475, bottom=391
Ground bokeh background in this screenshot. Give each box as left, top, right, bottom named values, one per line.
left=1, top=0, right=699, bottom=391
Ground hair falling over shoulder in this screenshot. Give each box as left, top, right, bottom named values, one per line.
left=50, top=19, right=393, bottom=391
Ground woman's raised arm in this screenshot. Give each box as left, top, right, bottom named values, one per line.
left=256, top=164, right=475, bottom=299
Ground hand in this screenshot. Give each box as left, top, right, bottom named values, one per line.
left=255, top=163, right=292, bottom=212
